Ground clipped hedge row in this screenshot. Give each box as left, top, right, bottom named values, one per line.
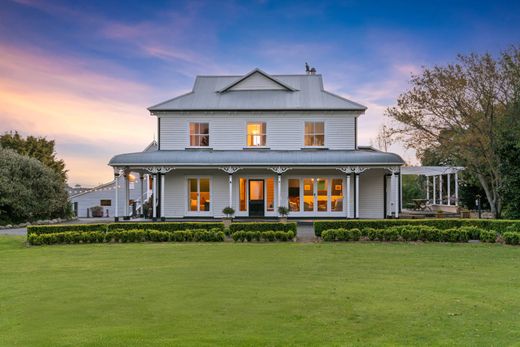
left=231, top=230, right=295, bottom=242
left=28, top=228, right=225, bottom=245
left=321, top=226, right=499, bottom=243
left=27, top=224, right=106, bottom=235
left=314, top=219, right=520, bottom=236
left=28, top=222, right=225, bottom=235
left=228, top=222, right=297, bottom=235
left=503, top=232, right=520, bottom=245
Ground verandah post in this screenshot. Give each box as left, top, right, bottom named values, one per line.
left=114, top=170, right=120, bottom=222
left=447, top=173, right=451, bottom=206
left=354, top=173, right=360, bottom=219
left=455, top=172, right=459, bottom=206
left=152, top=173, right=157, bottom=222
left=433, top=176, right=437, bottom=204
left=228, top=174, right=233, bottom=209
left=160, top=173, right=165, bottom=221
left=346, top=174, right=351, bottom=219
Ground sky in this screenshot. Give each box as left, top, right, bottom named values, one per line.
left=1, top=0, right=519, bottom=186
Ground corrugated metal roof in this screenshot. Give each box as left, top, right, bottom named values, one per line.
left=108, top=149, right=404, bottom=167
left=148, top=69, right=367, bottom=111
left=401, top=166, right=464, bottom=176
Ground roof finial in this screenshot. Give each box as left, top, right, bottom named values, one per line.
left=305, top=62, right=310, bottom=73
left=305, top=62, right=317, bottom=75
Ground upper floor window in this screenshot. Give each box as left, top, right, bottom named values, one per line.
left=247, top=122, right=266, bottom=147
left=189, top=122, right=209, bottom=147
left=304, top=121, right=324, bottom=146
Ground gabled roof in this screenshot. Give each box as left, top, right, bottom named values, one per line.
left=217, top=68, right=297, bottom=93
left=148, top=68, right=367, bottom=112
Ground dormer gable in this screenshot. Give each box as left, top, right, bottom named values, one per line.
left=217, top=68, right=297, bottom=93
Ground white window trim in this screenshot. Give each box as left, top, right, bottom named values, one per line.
left=185, top=176, right=213, bottom=216
left=187, top=122, right=210, bottom=148
left=235, top=175, right=277, bottom=217
left=286, top=175, right=346, bottom=215
left=303, top=120, right=326, bottom=148
left=246, top=121, right=268, bottom=148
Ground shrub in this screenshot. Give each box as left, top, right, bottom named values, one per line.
left=314, top=219, right=520, bottom=236
left=106, top=222, right=224, bottom=232
left=230, top=230, right=294, bottom=242
left=262, top=230, right=276, bottom=242
left=480, top=230, right=497, bottom=243
left=278, top=206, right=290, bottom=217
left=28, top=224, right=106, bottom=235
left=222, top=206, right=235, bottom=217
left=503, top=232, right=520, bottom=245
left=229, top=222, right=297, bottom=234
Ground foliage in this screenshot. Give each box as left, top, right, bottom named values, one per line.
left=229, top=222, right=297, bottom=234
left=28, top=224, right=106, bottom=235
left=231, top=230, right=295, bottom=242
left=496, top=102, right=520, bottom=218
left=277, top=206, right=290, bottom=216
left=0, top=131, right=67, bottom=182
left=105, top=222, right=225, bottom=232
left=314, top=219, right=520, bottom=236
left=0, top=148, right=71, bottom=224
left=401, top=175, right=424, bottom=208
left=28, top=228, right=225, bottom=245
left=503, top=232, right=520, bottom=245
left=480, top=230, right=498, bottom=243
left=222, top=206, right=235, bottom=217
left=386, top=46, right=520, bottom=218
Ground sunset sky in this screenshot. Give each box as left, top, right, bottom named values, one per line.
left=1, top=0, right=519, bottom=186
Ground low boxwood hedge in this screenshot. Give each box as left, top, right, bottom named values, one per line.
left=503, top=231, right=520, bottom=245
left=228, top=222, right=297, bottom=235
left=314, top=219, right=520, bottom=236
left=28, top=222, right=225, bottom=235
left=27, top=224, right=106, bottom=235
left=28, top=228, right=225, bottom=245
left=320, top=225, right=502, bottom=243
left=105, top=222, right=225, bottom=232
left=231, top=230, right=295, bottom=242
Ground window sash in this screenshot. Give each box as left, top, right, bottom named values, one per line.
left=189, top=122, right=209, bottom=146
left=304, top=122, right=325, bottom=146
left=247, top=122, right=267, bottom=147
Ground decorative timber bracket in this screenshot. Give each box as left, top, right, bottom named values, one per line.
left=384, top=166, right=400, bottom=174
left=269, top=167, right=291, bottom=174
left=144, top=166, right=175, bottom=174
left=336, top=166, right=369, bottom=174
left=219, top=166, right=242, bottom=174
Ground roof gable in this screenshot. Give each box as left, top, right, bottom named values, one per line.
left=218, top=68, right=296, bottom=93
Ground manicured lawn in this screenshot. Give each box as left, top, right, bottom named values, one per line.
left=1, top=236, right=519, bottom=346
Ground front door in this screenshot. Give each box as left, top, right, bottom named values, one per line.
left=248, top=179, right=265, bottom=217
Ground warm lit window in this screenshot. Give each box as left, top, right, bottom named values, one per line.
left=288, top=179, right=300, bottom=212
left=100, top=199, right=111, bottom=206
left=239, top=178, right=247, bottom=211
left=266, top=178, right=274, bottom=211
left=188, top=178, right=210, bottom=212
left=304, top=122, right=325, bottom=146
left=247, top=122, right=266, bottom=147
left=331, top=179, right=343, bottom=212
left=189, top=122, right=209, bottom=147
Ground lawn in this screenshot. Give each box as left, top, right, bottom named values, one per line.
left=1, top=236, right=519, bottom=346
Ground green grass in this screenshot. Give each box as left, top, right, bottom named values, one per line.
left=1, top=236, right=520, bottom=346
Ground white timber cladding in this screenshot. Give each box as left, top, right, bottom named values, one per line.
left=160, top=168, right=384, bottom=218
left=159, top=112, right=358, bottom=150
left=359, top=169, right=386, bottom=219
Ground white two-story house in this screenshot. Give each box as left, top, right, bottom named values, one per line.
left=109, top=68, right=405, bottom=220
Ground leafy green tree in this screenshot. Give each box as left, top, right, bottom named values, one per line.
left=496, top=102, right=520, bottom=218
left=0, top=148, right=71, bottom=224
left=402, top=175, right=423, bottom=209
left=0, top=131, right=67, bottom=182
left=386, top=46, right=520, bottom=218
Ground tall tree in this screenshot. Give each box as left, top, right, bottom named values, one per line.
left=386, top=46, right=520, bottom=218
left=0, top=131, right=67, bottom=182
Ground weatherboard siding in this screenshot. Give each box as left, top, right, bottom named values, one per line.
left=159, top=113, right=357, bottom=151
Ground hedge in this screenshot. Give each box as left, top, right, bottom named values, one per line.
left=314, top=219, right=520, bottom=236
left=321, top=226, right=502, bottom=243
left=231, top=230, right=295, bottom=242
left=27, top=224, right=106, bottom=235
left=228, top=222, right=297, bottom=235
left=28, top=222, right=225, bottom=235
left=105, top=222, right=225, bottom=232
left=28, top=228, right=225, bottom=245
left=503, top=232, right=520, bottom=245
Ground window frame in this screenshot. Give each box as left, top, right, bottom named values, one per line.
left=186, top=176, right=212, bottom=215
left=246, top=122, right=267, bottom=147
left=188, top=122, right=210, bottom=147
left=304, top=121, right=325, bottom=147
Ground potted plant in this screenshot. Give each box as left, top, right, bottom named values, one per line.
left=222, top=206, right=235, bottom=228
left=278, top=206, right=290, bottom=223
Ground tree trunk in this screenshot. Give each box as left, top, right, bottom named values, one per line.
left=477, top=173, right=502, bottom=218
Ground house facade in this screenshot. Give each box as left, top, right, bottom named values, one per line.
left=109, top=69, right=405, bottom=220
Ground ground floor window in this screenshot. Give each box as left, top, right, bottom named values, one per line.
left=239, top=178, right=247, bottom=211
left=188, top=178, right=210, bottom=212
left=238, top=177, right=275, bottom=213
left=288, top=177, right=343, bottom=213
left=266, top=178, right=274, bottom=211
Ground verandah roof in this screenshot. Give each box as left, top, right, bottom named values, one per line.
left=108, top=149, right=405, bottom=167
left=401, top=166, right=464, bottom=176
